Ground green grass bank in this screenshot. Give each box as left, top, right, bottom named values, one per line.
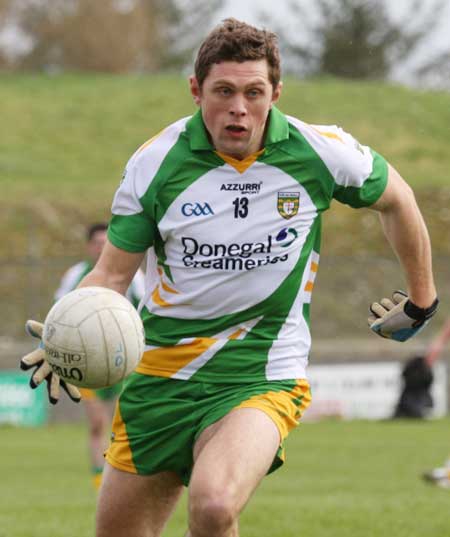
left=1, top=74, right=449, bottom=337
left=1, top=73, right=449, bottom=258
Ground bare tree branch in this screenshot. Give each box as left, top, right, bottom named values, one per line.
left=0, top=0, right=220, bottom=72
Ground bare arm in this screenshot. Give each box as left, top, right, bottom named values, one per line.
left=426, top=319, right=450, bottom=366
left=371, top=164, right=437, bottom=308
left=78, top=239, right=146, bottom=296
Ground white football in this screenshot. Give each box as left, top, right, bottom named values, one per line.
left=42, top=286, right=145, bottom=389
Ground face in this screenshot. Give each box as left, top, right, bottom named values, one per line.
left=190, top=60, right=282, bottom=160
left=87, top=230, right=107, bottom=262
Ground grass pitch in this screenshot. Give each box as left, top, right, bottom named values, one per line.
left=1, top=418, right=449, bottom=537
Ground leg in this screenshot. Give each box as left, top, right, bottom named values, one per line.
left=97, top=462, right=184, bottom=537
left=187, top=408, right=280, bottom=537
left=84, top=399, right=112, bottom=470
left=83, top=398, right=114, bottom=488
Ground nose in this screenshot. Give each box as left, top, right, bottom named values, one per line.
left=229, top=93, right=247, bottom=117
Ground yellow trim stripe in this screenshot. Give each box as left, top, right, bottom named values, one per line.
left=304, top=281, right=314, bottom=292
left=139, top=317, right=263, bottom=379
left=151, top=285, right=173, bottom=307
left=105, top=403, right=137, bottom=474
left=136, top=129, right=165, bottom=154
left=216, top=148, right=265, bottom=174
left=79, top=387, right=96, bottom=400
left=137, top=337, right=218, bottom=377
left=234, top=379, right=312, bottom=441
left=229, top=328, right=246, bottom=340
left=161, top=280, right=179, bottom=294
left=312, top=126, right=344, bottom=143
left=304, top=255, right=319, bottom=293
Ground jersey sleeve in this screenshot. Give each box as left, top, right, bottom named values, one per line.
left=306, top=124, right=388, bottom=208
left=108, top=160, right=157, bottom=253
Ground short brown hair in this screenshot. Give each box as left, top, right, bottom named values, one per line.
left=194, top=18, right=281, bottom=90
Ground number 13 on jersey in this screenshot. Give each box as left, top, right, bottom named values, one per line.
left=232, top=197, right=249, bottom=219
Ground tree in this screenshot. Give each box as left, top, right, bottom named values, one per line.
left=0, top=0, right=220, bottom=72
left=264, top=0, right=450, bottom=84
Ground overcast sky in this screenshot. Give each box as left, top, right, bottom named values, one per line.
left=217, top=0, right=450, bottom=47
left=213, top=0, right=450, bottom=85
left=1, top=0, right=448, bottom=86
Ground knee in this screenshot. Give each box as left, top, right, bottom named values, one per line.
left=189, top=488, right=237, bottom=536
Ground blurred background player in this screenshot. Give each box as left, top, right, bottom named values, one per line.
left=421, top=319, right=450, bottom=488
left=54, top=222, right=146, bottom=489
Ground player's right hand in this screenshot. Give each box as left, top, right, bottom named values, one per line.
left=20, top=320, right=81, bottom=405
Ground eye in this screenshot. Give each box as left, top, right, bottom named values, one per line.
left=216, top=86, right=232, bottom=96
left=247, top=88, right=262, bottom=98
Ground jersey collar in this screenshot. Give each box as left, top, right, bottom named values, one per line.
left=265, top=106, right=290, bottom=145
left=186, top=106, right=290, bottom=152
left=186, top=109, right=213, bottom=151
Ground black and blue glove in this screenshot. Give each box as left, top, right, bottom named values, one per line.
left=368, top=291, right=439, bottom=342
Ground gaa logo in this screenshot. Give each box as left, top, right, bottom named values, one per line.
left=181, top=202, right=214, bottom=217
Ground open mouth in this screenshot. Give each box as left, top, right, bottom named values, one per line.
left=226, top=125, right=247, bottom=133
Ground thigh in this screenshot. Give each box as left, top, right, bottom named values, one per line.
left=106, top=374, right=205, bottom=484
left=190, top=407, right=280, bottom=510
left=97, top=462, right=184, bottom=537
left=83, top=398, right=111, bottom=431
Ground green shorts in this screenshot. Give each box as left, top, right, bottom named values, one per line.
left=79, top=381, right=123, bottom=402
left=106, top=373, right=311, bottom=486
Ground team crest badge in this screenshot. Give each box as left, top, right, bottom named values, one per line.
left=277, top=192, right=300, bottom=219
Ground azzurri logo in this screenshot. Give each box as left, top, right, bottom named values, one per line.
left=181, top=202, right=214, bottom=217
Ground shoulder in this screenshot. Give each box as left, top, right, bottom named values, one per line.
left=286, top=116, right=376, bottom=187
left=120, top=116, right=191, bottom=200
left=129, top=117, right=191, bottom=173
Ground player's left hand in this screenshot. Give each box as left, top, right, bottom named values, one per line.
left=20, top=320, right=82, bottom=404
left=368, top=291, right=439, bottom=342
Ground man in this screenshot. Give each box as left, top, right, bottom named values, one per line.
left=421, top=319, right=450, bottom=488
left=21, top=18, right=438, bottom=537
left=55, top=222, right=146, bottom=490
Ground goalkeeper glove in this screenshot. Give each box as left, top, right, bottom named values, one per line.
left=368, top=291, right=439, bottom=342
left=20, top=320, right=81, bottom=404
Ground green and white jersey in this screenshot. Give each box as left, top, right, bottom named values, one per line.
left=55, top=260, right=146, bottom=308
left=108, top=106, right=387, bottom=383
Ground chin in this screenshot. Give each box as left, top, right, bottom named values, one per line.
left=222, top=142, right=248, bottom=159
left=227, top=149, right=247, bottom=160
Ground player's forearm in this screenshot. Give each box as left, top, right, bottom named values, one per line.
left=426, top=320, right=450, bottom=364
left=378, top=189, right=436, bottom=308
left=77, top=267, right=130, bottom=296
left=77, top=239, right=146, bottom=296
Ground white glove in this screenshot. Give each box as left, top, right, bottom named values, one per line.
left=20, top=320, right=81, bottom=404
left=368, top=291, right=439, bottom=342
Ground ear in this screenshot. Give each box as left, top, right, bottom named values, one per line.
left=189, top=75, right=202, bottom=106
left=271, top=81, right=283, bottom=106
